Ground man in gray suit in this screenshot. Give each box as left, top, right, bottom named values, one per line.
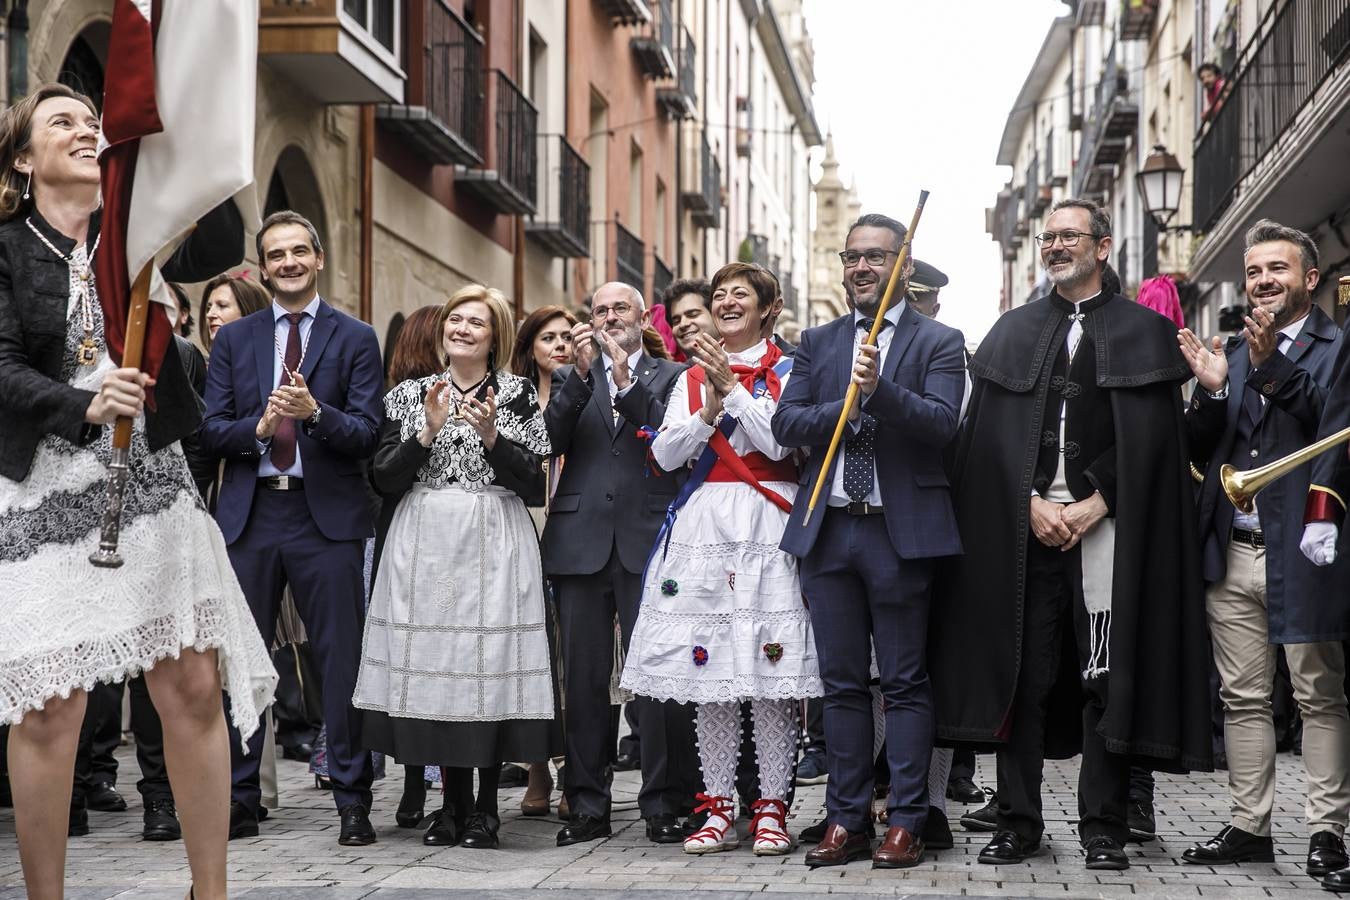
left=543, top=282, right=697, bottom=846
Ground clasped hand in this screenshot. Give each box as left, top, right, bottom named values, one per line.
left=256, top=373, right=318, bottom=439
left=689, top=333, right=736, bottom=425
left=1030, top=492, right=1107, bottom=551
left=419, top=380, right=497, bottom=450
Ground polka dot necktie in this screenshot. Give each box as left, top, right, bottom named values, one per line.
left=843, top=317, right=891, bottom=503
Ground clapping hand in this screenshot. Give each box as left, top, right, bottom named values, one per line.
left=1177, top=330, right=1228, bottom=394
left=571, top=322, right=597, bottom=379
left=690, top=333, right=737, bottom=396
left=596, top=329, right=632, bottom=390
left=1244, top=306, right=1279, bottom=368
left=462, top=386, right=498, bottom=450
left=418, top=380, right=451, bottom=447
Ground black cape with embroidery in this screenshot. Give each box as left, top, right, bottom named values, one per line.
left=930, top=291, right=1212, bottom=772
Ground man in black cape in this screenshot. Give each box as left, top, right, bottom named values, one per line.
left=930, top=199, right=1212, bottom=871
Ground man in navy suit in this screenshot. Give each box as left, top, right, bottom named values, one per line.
left=774, top=213, right=966, bottom=869
left=201, top=210, right=383, bottom=846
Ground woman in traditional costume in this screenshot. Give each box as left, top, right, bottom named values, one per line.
left=0, top=83, right=275, bottom=900
left=622, top=262, right=822, bottom=856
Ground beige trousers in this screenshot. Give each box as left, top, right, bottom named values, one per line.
left=1207, top=538, right=1350, bottom=836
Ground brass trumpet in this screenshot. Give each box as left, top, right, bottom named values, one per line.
left=1221, top=425, right=1350, bottom=513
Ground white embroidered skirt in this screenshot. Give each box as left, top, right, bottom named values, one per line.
left=353, top=483, right=555, bottom=723
left=621, top=481, right=822, bottom=704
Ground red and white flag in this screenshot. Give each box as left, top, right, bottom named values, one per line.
left=96, top=0, right=258, bottom=381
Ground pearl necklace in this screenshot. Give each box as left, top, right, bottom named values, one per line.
left=26, top=217, right=101, bottom=366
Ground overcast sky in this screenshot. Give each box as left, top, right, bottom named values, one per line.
left=802, top=0, right=1069, bottom=343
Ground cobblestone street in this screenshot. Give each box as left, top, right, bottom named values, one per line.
left=0, top=747, right=1330, bottom=898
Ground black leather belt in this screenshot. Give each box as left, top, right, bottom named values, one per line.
left=840, top=501, right=884, bottom=517
left=1231, top=527, right=1265, bottom=548
left=260, top=475, right=305, bottom=491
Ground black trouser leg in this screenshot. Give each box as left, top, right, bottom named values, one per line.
left=74, top=680, right=124, bottom=807
left=1127, top=766, right=1154, bottom=805
left=1077, top=676, right=1131, bottom=843
left=950, top=748, right=977, bottom=782
left=476, top=766, right=500, bottom=817
left=127, top=675, right=171, bottom=803
left=618, top=701, right=640, bottom=760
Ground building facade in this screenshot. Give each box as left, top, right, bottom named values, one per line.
left=807, top=131, right=859, bottom=324
left=6, top=0, right=820, bottom=353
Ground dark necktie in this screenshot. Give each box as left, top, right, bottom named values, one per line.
left=856, top=317, right=894, bottom=336
left=270, top=312, right=304, bottom=470
left=841, top=317, right=893, bottom=502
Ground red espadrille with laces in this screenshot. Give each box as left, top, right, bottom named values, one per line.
left=750, top=798, right=795, bottom=856
left=684, top=793, right=738, bottom=854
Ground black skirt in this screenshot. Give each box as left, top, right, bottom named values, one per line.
left=361, top=710, right=562, bottom=768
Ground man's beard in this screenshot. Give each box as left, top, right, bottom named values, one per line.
left=598, top=321, right=642, bottom=356
left=845, top=282, right=882, bottom=315
left=1250, top=285, right=1307, bottom=329
left=1045, top=252, right=1097, bottom=289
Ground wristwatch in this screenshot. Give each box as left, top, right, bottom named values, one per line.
left=304, top=404, right=322, bottom=430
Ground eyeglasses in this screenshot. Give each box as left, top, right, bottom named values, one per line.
left=839, top=248, right=899, bottom=268
left=1034, top=230, right=1100, bottom=248
left=591, top=301, right=634, bottom=320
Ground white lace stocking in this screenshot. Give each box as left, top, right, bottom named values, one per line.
left=695, top=700, right=742, bottom=799
left=751, top=698, right=797, bottom=801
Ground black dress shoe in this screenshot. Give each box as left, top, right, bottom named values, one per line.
left=799, top=817, right=828, bottom=844
left=1127, top=800, right=1156, bottom=843
left=645, top=814, right=684, bottom=844
left=1323, top=866, right=1350, bottom=892
left=422, top=810, right=463, bottom=846
left=961, top=796, right=999, bottom=832
left=68, top=804, right=89, bottom=837
left=1084, top=835, right=1130, bottom=870
left=338, top=804, right=377, bottom=846
left=460, top=812, right=501, bottom=849
left=612, top=752, right=640, bottom=772
left=1181, top=825, right=1273, bottom=864
left=142, top=799, right=181, bottom=841
left=978, top=830, right=1040, bottom=864
left=86, top=781, right=128, bottom=812
left=922, top=806, right=954, bottom=850
left=946, top=775, right=986, bottom=805
left=1308, top=831, right=1349, bottom=878
left=280, top=742, right=314, bottom=762
left=228, top=801, right=258, bottom=840
left=557, top=815, right=612, bottom=846
left=499, top=763, right=530, bottom=787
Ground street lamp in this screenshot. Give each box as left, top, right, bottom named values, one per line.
left=1135, top=144, right=1186, bottom=228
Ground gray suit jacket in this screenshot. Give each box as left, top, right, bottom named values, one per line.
left=541, top=354, right=687, bottom=576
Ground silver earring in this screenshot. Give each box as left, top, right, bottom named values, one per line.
left=22, top=171, right=30, bottom=200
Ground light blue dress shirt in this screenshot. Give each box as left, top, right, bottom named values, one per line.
left=258, top=296, right=321, bottom=478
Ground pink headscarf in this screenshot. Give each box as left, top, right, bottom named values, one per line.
left=1136, top=275, right=1185, bottom=329
left=649, top=303, right=682, bottom=361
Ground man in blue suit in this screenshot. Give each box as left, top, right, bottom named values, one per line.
left=201, top=210, right=383, bottom=846
left=773, top=213, right=966, bottom=869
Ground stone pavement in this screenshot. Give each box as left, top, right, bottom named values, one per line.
left=0, top=747, right=1331, bottom=898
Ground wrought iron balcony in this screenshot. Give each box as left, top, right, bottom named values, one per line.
left=1073, top=43, right=1139, bottom=195
left=615, top=220, right=646, bottom=292
left=657, top=28, right=698, bottom=119
left=632, top=0, right=675, bottom=80
left=455, top=70, right=538, bottom=215
left=596, top=0, right=651, bottom=26
left=377, top=0, right=482, bottom=165
left=260, top=0, right=406, bottom=103
left=653, top=255, right=674, bottom=300
left=1120, top=0, right=1159, bottom=41
left=682, top=131, right=720, bottom=228
left=1193, top=0, right=1350, bottom=232
left=527, top=135, right=590, bottom=258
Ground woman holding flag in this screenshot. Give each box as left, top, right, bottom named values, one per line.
left=0, top=83, right=274, bottom=900
left=621, top=262, right=822, bottom=856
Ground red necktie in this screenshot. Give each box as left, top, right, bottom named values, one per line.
left=270, top=312, right=304, bottom=470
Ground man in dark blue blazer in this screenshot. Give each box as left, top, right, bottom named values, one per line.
left=201, top=211, right=383, bottom=846
left=774, top=213, right=965, bottom=869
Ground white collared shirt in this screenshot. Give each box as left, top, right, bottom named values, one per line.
left=828, top=302, right=907, bottom=507
left=1233, top=313, right=1309, bottom=531
left=258, top=295, right=322, bottom=478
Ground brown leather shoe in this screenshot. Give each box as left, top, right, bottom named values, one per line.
left=873, top=825, right=925, bottom=868
left=804, top=823, right=872, bottom=868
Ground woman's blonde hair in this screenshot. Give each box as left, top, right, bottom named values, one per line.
left=438, top=284, right=515, bottom=372
left=0, top=83, right=98, bottom=222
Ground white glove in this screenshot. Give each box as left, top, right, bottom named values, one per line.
left=1301, top=522, right=1339, bottom=566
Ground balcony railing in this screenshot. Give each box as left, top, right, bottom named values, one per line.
left=1193, top=0, right=1350, bottom=232
left=683, top=131, right=720, bottom=227
left=1073, top=42, right=1139, bottom=197
left=653, top=255, right=674, bottom=300
left=261, top=0, right=406, bottom=104
left=657, top=28, right=698, bottom=119
left=742, top=233, right=769, bottom=267
left=615, top=220, right=646, bottom=291
left=377, top=0, right=482, bottom=165
left=527, top=135, right=590, bottom=258
left=632, top=0, right=675, bottom=80
left=1120, top=0, right=1159, bottom=41
left=456, top=69, right=538, bottom=215
left=597, top=0, right=651, bottom=26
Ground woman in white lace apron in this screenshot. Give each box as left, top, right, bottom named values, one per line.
left=0, top=84, right=275, bottom=900
left=354, top=285, right=557, bottom=850
left=621, top=262, right=823, bottom=855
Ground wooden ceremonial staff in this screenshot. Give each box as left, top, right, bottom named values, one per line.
left=801, top=190, right=930, bottom=526
left=90, top=261, right=154, bottom=568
